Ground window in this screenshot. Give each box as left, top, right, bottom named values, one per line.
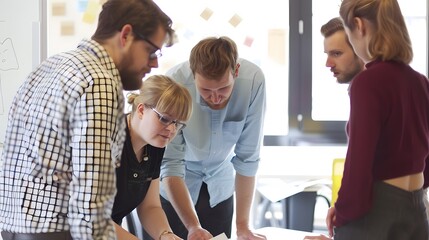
left=45, top=0, right=429, bottom=146
left=279, top=0, right=428, bottom=146
left=152, top=0, right=290, bottom=137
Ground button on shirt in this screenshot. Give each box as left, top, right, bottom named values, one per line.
left=112, top=117, right=165, bottom=224
left=160, top=59, right=266, bottom=207
left=0, top=39, right=125, bottom=239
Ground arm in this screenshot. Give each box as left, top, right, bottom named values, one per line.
left=334, top=74, right=381, bottom=227
left=163, top=176, right=212, bottom=240
left=138, top=179, right=181, bottom=239
left=232, top=64, right=266, bottom=239
left=235, top=174, right=266, bottom=240
left=69, top=81, right=122, bottom=239
left=160, top=117, right=213, bottom=240
left=114, top=222, right=139, bottom=240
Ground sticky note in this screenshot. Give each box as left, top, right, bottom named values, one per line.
left=229, top=14, right=242, bottom=28
left=200, top=8, right=213, bottom=21
left=82, top=0, right=100, bottom=24
left=60, top=21, right=75, bottom=36
left=52, top=2, right=66, bottom=16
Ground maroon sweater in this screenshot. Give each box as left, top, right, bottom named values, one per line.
left=334, top=60, right=429, bottom=227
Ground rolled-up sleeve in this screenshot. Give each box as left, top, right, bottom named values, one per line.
left=232, top=68, right=266, bottom=177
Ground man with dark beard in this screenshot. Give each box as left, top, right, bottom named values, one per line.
left=0, top=0, right=175, bottom=239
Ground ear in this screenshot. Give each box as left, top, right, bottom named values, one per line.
left=119, top=24, right=134, bottom=47
left=234, top=63, right=240, bottom=78
left=354, top=17, right=366, bottom=36
left=136, top=103, right=145, bottom=118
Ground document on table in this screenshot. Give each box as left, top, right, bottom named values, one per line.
left=210, top=233, right=228, bottom=240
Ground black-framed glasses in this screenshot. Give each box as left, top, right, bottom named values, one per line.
left=134, top=32, right=162, bottom=60
left=149, top=106, right=186, bottom=131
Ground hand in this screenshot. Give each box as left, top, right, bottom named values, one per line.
left=303, top=234, right=332, bottom=240
left=187, top=226, right=213, bottom=240
left=159, top=232, right=183, bottom=240
left=326, top=207, right=336, bottom=237
left=237, top=228, right=267, bottom=240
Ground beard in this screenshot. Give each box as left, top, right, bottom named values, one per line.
left=337, top=62, right=363, bottom=84
left=118, top=53, right=145, bottom=90
left=119, top=69, right=143, bottom=90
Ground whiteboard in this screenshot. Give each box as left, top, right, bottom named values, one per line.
left=0, top=0, right=45, bottom=143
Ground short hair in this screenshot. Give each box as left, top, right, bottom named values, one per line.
left=320, top=17, right=345, bottom=38
left=340, top=0, right=412, bottom=64
left=189, top=36, right=238, bottom=80
left=127, top=75, right=192, bottom=122
left=320, top=17, right=353, bottom=49
left=92, top=0, right=175, bottom=47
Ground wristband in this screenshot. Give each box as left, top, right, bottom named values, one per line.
left=159, top=230, right=174, bottom=239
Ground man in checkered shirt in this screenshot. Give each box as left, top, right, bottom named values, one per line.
left=0, top=0, right=175, bottom=239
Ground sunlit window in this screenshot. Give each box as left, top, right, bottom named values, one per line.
left=312, top=0, right=428, bottom=121
left=152, top=0, right=290, bottom=136
left=45, top=0, right=428, bottom=143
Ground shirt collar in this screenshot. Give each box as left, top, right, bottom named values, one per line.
left=77, top=39, right=120, bottom=81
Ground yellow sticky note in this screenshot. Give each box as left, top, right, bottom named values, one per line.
left=82, top=0, right=100, bottom=24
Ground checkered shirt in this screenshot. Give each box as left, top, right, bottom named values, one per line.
left=0, top=39, right=126, bottom=240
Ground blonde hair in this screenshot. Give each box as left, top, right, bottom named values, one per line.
left=339, top=0, right=412, bottom=64
left=127, top=75, right=192, bottom=121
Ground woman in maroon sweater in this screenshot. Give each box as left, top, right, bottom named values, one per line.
left=324, top=0, right=429, bottom=239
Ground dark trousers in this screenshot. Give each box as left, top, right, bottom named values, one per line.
left=334, top=181, right=429, bottom=240
left=1, top=231, right=72, bottom=240
left=143, top=182, right=234, bottom=239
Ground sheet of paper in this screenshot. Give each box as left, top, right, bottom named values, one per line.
left=210, top=232, right=228, bottom=240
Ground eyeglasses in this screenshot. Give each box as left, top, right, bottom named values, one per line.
left=149, top=106, right=186, bottom=131
left=134, top=32, right=163, bottom=60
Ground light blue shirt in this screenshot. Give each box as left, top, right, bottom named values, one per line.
left=160, top=58, right=266, bottom=207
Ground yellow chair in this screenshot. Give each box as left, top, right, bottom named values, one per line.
left=331, top=158, right=345, bottom=206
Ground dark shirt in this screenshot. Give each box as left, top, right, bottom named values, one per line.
left=112, top=117, right=165, bottom=224
left=335, top=60, right=429, bottom=227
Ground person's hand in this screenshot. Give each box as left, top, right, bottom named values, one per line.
left=159, top=232, right=183, bottom=240
left=187, top=226, right=213, bottom=240
left=236, top=228, right=267, bottom=240
left=303, top=234, right=332, bottom=240
left=326, top=207, right=336, bottom=237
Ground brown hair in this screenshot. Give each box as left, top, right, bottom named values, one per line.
left=189, top=36, right=238, bottom=80
left=92, top=0, right=175, bottom=47
left=127, top=75, right=192, bottom=122
left=320, top=17, right=353, bottom=49
left=339, top=0, right=412, bottom=64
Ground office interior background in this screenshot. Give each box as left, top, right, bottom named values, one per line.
left=0, top=0, right=427, bottom=236
left=45, top=0, right=428, bottom=147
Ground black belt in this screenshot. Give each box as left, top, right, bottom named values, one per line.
left=1, top=231, right=72, bottom=240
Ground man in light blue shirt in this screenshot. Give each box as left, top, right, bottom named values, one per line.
left=159, top=36, right=267, bottom=240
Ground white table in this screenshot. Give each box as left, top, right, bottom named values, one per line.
left=231, top=227, right=319, bottom=240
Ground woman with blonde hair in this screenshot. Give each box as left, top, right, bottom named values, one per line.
left=324, top=0, right=429, bottom=239
left=112, top=75, right=192, bottom=240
